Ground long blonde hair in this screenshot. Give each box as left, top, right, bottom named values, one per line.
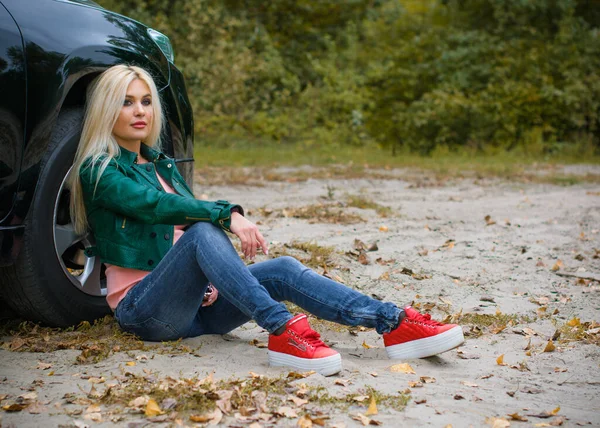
left=69, top=65, right=164, bottom=235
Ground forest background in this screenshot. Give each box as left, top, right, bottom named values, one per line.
left=98, top=0, right=600, bottom=164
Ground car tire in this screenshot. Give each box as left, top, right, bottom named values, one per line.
left=0, top=109, right=110, bottom=327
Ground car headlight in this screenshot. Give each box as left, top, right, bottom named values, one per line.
left=147, top=28, right=175, bottom=63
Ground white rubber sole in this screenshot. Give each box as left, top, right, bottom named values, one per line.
left=386, top=326, right=465, bottom=359
left=268, top=351, right=342, bottom=376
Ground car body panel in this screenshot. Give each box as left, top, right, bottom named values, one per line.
left=0, top=2, right=26, bottom=224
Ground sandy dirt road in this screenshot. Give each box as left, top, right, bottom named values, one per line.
left=1, top=166, right=599, bottom=427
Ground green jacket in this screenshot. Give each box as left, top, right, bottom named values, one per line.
left=80, top=144, right=241, bottom=271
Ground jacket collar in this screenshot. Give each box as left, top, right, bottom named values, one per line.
left=116, top=143, right=164, bottom=166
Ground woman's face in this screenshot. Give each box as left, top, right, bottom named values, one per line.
left=112, top=78, right=153, bottom=148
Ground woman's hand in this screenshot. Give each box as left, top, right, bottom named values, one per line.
left=229, top=212, right=269, bottom=260
left=202, top=284, right=219, bottom=307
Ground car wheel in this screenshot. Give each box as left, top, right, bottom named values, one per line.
left=0, top=109, right=109, bottom=327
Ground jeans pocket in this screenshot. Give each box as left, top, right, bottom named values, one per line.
left=120, top=317, right=180, bottom=342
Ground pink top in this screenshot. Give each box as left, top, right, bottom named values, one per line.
left=105, top=159, right=186, bottom=310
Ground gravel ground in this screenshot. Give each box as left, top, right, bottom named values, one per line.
left=1, top=166, right=599, bottom=427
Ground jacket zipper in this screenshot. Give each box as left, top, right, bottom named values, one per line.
left=121, top=217, right=127, bottom=229
left=185, top=216, right=210, bottom=221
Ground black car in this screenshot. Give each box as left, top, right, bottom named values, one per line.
left=0, top=0, right=194, bottom=326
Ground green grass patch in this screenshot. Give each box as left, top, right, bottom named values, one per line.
left=193, top=142, right=600, bottom=186
left=346, top=195, right=393, bottom=217
left=270, top=241, right=338, bottom=270
left=256, top=204, right=365, bottom=225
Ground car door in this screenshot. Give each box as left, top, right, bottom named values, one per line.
left=0, top=1, right=26, bottom=224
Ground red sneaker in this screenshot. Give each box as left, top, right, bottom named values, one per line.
left=383, top=306, right=464, bottom=359
left=268, top=314, right=342, bottom=376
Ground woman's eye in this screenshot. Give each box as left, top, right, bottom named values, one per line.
left=142, top=99, right=152, bottom=106
left=123, top=100, right=132, bottom=106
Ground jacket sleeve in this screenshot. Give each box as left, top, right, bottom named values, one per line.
left=80, top=159, right=240, bottom=231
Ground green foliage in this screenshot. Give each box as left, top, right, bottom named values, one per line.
left=97, top=0, right=600, bottom=156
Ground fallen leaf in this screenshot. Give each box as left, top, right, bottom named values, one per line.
left=335, top=379, right=350, bottom=387
left=145, top=399, right=164, bottom=417
left=369, top=372, right=378, bottom=377
left=129, top=396, right=149, bottom=408
left=126, top=361, right=136, bottom=366
left=83, top=412, right=102, bottom=422
left=567, top=317, right=580, bottom=327
left=484, top=215, right=496, bottom=226
left=491, top=325, right=507, bottom=334
left=551, top=260, right=563, bottom=272
left=351, top=413, right=382, bottom=426
left=288, top=395, right=308, bottom=406
left=362, top=340, right=376, bottom=349
left=554, top=367, right=567, bottom=373
left=457, top=350, right=481, bottom=360
left=454, top=394, right=465, bottom=400
left=365, top=396, right=378, bottom=416
left=420, top=376, right=436, bottom=384
left=414, top=398, right=427, bottom=404
left=18, top=392, right=37, bottom=401
left=543, top=340, right=556, bottom=353
left=390, top=363, right=416, bottom=374
left=485, top=416, right=511, bottom=427
left=85, top=404, right=101, bottom=413
left=190, top=409, right=223, bottom=425
left=379, top=225, right=388, bottom=232
left=408, top=381, right=423, bottom=388
left=2, top=403, right=28, bottom=412
left=496, top=354, right=507, bottom=366
left=276, top=406, right=297, bottom=418
left=36, top=362, right=52, bottom=370
left=352, top=395, right=370, bottom=402
left=508, top=412, right=528, bottom=421
left=461, top=381, right=479, bottom=388
left=298, top=414, right=313, bottom=428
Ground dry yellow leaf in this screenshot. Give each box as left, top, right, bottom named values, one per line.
left=567, top=317, right=580, bottom=327
left=551, top=406, right=560, bottom=415
left=145, top=399, right=164, bottom=417
left=551, top=260, right=563, bottom=271
left=365, top=396, right=378, bottom=416
left=420, top=376, right=436, bottom=383
left=298, top=414, right=313, bottom=428
left=351, top=413, right=371, bottom=426
left=126, top=361, right=136, bottom=366
left=379, top=225, right=389, bottom=232
left=496, top=354, right=506, bottom=365
left=508, top=412, right=528, bottom=421
left=485, top=416, right=510, bottom=428
left=362, top=340, right=374, bottom=349
left=543, top=340, right=556, bottom=353
left=390, top=363, right=416, bottom=374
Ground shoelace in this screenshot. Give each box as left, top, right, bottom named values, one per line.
left=410, top=311, right=444, bottom=326
left=300, top=329, right=327, bottom=348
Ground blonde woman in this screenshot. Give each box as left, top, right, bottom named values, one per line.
left=69, top=64, right=464, bottom=376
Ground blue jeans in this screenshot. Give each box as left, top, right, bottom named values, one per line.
left=115, top=222, right=403, bottom=342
